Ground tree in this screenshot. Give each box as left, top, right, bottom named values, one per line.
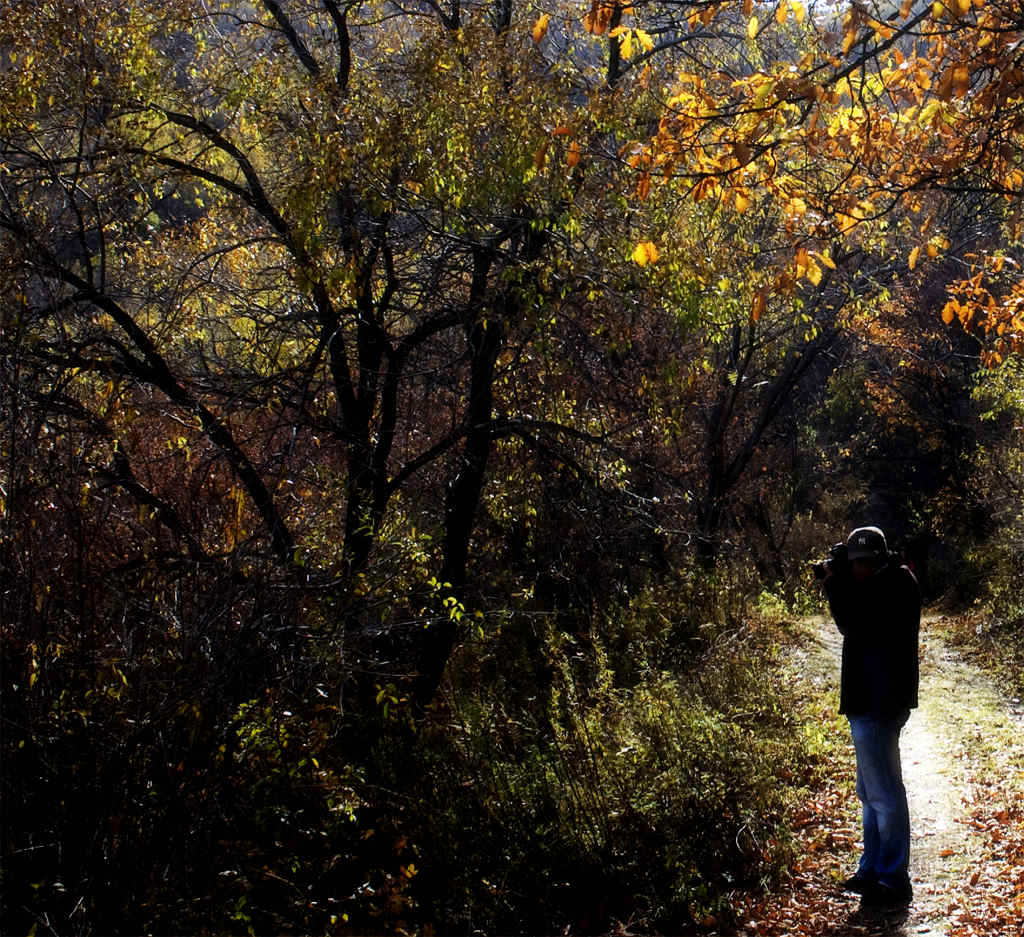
left=1, top=0, right=622, bottom=692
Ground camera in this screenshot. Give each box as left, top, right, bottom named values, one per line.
left=811, top=542, right=848, bottom=579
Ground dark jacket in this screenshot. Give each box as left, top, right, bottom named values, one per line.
left=825, top=561, right=920, bottom=716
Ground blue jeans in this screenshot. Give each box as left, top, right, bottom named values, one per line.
left=848, top=711, right=911, bottom=887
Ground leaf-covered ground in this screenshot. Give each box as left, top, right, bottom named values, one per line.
left=726, top=615, right=1024, bottom=937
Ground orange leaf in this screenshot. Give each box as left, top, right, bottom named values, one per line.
left=566, top=140, right=581, bottom=168
left=909, top=246, right=921, bottom=270
left=751, top=291, right=767, bottom=321
left=532, top=12, right=550, bottom=43
left=953, top=65, right=970, bottom=97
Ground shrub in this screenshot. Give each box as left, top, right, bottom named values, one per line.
left=389, top=600, right=818, bottom=935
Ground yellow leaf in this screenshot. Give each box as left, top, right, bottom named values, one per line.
left=836, top=212, right=858, bottom=235
left=532, top=12, right=550, bottom=42
left=956, top=0, right=970, bottom=13
left=806, top=258, right=823, bottom=286
left=792, top=0, right=806, bottom=23
left=632, top=241, right=659, bottom=265
left=735, top=191, right=751, bottom=213
left=909, top=246, right=921, bottom=270
left=636, top=28, right=654, bottom=52
left=747, top=15, right=759, bottom=38
left=815, top=250, right=837, bottom=270
left=941, top=300, right=958, bottom=324
left=619, top=30, right=634, bottom=58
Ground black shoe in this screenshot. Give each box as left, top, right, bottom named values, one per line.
left=860, top=877, right=913, bottom=910
left=840, top=870, right=877, bottom=894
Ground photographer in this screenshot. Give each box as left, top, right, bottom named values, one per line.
left=816, top=526, right=920, bottom=910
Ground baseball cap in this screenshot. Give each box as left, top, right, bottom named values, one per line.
left=846, top=526, right=888, bottom=561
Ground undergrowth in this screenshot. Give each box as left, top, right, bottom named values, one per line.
left=383, top=599, right=834, bottom=934
left=3, top=571, right=836, bottom=936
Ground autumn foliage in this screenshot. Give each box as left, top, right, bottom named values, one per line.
left=2, top=0, right=1024, bottom=933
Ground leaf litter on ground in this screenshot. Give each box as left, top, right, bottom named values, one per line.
left=718, top=614, right=1024, bottom=937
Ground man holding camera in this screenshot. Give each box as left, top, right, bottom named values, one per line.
left=817, top=526, right=920, bottom=910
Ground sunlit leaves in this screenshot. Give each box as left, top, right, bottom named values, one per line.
left=532, top=12, right=550, bottom=43
left=608, top=24, right=654, bottom=58
left=631, top=240, right=659, bottom=265
left=617, top=0, right=1024, bottom=348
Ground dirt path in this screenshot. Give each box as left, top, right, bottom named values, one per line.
left=768, top=615, right=1024, bottom=937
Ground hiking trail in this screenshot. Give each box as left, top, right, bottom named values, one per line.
left=732, top=614, right=1024, bottom=936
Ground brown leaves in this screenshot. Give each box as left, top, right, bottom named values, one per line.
left=584, top=0, right=619, bottom=35
left=729, top=712, right=858, bottom=936
left=943, top=787, right=1024, bottom=934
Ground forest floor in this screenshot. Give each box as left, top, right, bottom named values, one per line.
left=726, top=614, right=1024, bottom=937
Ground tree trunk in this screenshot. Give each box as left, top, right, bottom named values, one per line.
left=415, top=250, right=502, bottom=705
